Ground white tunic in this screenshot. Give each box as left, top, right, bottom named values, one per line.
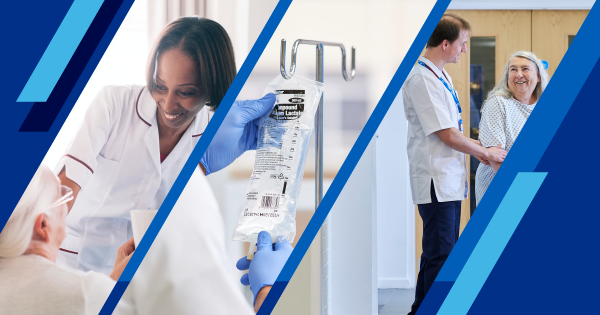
left=475, top=96, right=535, bottom=205
left=403, top=56, right=468, bottom=204
left=55, top=85, right=211, bottom=276
left=114, top=168, right=254, bottom=315
left=0, top=255, right=115, bottom=315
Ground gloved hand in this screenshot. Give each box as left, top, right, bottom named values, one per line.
left=236, top=231, right=293, bottom=304
left=200, top=94, right=276, bottom=175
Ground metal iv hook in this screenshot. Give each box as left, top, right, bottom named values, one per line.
left=280, top=39, right=356, bottom=81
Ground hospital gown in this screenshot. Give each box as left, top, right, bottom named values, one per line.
left=475, top=96, right=536, bottom=206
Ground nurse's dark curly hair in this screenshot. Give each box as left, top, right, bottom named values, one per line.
left=146, top=17, right=236, bottom=110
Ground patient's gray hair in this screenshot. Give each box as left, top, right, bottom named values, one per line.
left=486, top=51, right=549, bottom=103
left=0, top=165, right=60, bottom=258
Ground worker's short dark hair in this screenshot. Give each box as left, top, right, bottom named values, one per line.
left=426, top=14, right=472, bottom=48
left=146, top=17, right=236, bottom=110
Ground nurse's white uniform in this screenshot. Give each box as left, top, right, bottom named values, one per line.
left=114, top=168, right=254, bottom=315
left=403, top=56, right=468, bottom=204
left=55, top=85, right=211, bottom=275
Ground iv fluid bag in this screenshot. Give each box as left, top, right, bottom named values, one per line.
left=233, top=75, right=324, bottom=243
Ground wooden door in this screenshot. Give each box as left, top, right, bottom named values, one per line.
left=446, top=9, right=532, bottom=224
left=414, top=10, right=586, bottom=280
left=415, top=11, right=532, bottom=278
left=532, top=10, right=589, bottom=78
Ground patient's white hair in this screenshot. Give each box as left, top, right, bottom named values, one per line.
left=486, top=50, right=549, bottom=103
left=0, top=165, right=60, bottom=258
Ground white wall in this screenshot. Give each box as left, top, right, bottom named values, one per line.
left=263, top=1, right=436, bottom=310
left=331, top=140, right=378, bottom=314
left=375, top=95, right=415, bottom=289
left=447, top=0, right=594, bottom=9
left=372, top=0, right=596, bottom=292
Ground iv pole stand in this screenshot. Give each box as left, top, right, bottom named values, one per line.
left=280, top=39, right=356, bottom=315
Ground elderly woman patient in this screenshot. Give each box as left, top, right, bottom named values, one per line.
left=0, top=165, right=133, bottom=315
left=475, top=51, right=549, bottom=206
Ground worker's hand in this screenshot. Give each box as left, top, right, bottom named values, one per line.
left=469, top=139, right=490, bottom=166
left=236, top=231, right=293, bottom=305
left=110, top=237, right=135, bottom=281
left=486, top=144, right=508, bottom=163
left=200, top=94, right=276, bottom=175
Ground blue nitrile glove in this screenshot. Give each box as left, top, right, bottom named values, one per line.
left=236, top=231, right=293, bottom=304
left=200, top=93, right=276, bottom=175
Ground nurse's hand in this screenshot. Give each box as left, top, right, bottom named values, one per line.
left=110, top=237, right=135, bottom=281
left=200, top=94, right=276, bottom=175
left=236, top=231, right=293, bottom=311
left=469, top=139, right=490, bottom=166
left=486, top=144, right=508, bottom=163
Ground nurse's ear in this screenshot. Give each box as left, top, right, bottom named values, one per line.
left=32, top=213, right=51, bottom=243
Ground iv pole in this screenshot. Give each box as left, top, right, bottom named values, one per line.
left=280, top=39, right=356, bottom=315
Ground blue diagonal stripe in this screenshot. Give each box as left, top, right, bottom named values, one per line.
left=436, top=1, right=600, bottom=283
left=99, top=1, right=293, bottom=313
left=437, top=172, right=547, bottom=315
left=257, top=1, right=452, bottom=313
left=17, top=0, right=104, bottom=102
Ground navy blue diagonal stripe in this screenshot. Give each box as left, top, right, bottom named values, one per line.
left=256, top=1, right=451, bottom=314
left=17, top=0, right=104, bottom=103
left=99, top=1, right=293, bottom=313
left=19, top=0, right=133, bottom=132
left=1, top=0, right=134, bottom=233
left=417, top=3, right=600, bottom=314
left=436, top=2, right=600, bottom=282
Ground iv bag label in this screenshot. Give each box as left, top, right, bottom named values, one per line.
left=233, top=75, right=324, bottom=243
left=270, top=90, right=306, bottom=121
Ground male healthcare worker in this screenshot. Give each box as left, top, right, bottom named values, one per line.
left=402, top=14, right=507, bottom=315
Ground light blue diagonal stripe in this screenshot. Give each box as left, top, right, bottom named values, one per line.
left=437, top=172, right=547, bottom=315
left=17, top=0, right=104, bottom=102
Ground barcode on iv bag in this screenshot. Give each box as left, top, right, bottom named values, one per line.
left=260, top=195, right=280, bottom=209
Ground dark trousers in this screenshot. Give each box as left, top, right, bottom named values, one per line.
left=409, top=181, right=461, bottom=315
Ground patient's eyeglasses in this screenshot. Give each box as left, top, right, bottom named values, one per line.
left=47, top=186, right=73, bottom=210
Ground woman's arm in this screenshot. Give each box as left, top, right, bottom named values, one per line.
left=110, top=238, right=135, bottom=281
left=490, top=160, right=502, bottom=173
left=254, top=286, right=271, bottom=313
left=478, top=97, right=508, bottom=170
left=199, top=162, right=207, bottom=175
left=54, top=86, right=124, bottom=202
left=435, top=128, right=507, bottom=163
left=57, top=167, right=81, bottom=213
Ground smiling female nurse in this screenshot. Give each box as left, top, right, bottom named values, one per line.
left=54, top=17, right=275, bottom=275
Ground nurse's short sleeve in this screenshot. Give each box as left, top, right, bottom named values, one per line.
left=479, top=96, right=507, bottom=149
left=409, top=75, right=455, bottom=136
left=54, top=86, right=120, bottom=190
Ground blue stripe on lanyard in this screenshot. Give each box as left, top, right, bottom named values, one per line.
left=418, top=60, right=463, bottom=131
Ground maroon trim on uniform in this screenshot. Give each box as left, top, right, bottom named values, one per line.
left=64, top=154, right=93, bottom=174
left=192, top=111, right=210, bottom=137
left=136, top=87, right=151, bottom=126
left=59, top=248, right=78, bottom=255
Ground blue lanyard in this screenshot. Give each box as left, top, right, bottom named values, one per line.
left=418, top=60, right=463, bottom=131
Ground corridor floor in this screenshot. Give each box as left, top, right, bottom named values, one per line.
left=378, top=288, right=415, bottom=314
